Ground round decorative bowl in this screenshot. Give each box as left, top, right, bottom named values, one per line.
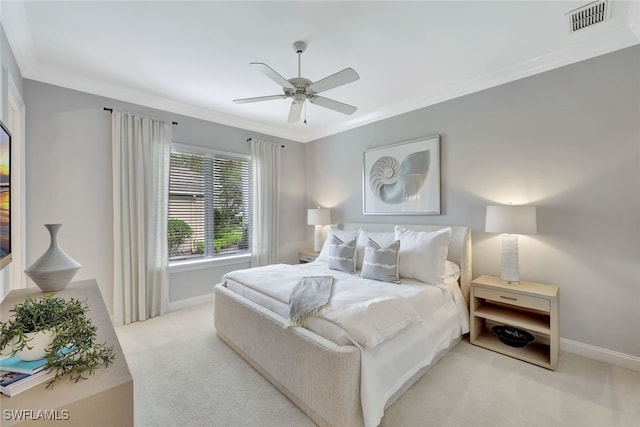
left=491, top=325, right=535, bottom=348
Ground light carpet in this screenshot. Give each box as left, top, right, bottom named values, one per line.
left=116, top=302, right=640, bottom=427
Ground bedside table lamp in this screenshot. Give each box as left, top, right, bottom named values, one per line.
left=307, top=208, right=331, bottom=252
left=485, top=205, right=537, bottom=284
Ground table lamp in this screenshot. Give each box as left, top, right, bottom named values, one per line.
left=307, top=208, right=331, bottom=252
left=485, top=205, right=537, bottom=284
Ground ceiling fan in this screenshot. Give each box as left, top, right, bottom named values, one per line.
left=233, top=41, right=360, bottom=123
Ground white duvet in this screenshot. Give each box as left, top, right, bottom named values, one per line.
left=223, top=261, right=469, bottom=427
left=223, top=262, right=449, bottom=349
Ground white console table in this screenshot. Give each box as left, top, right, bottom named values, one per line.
left=1, top=280, right=133, bottom=426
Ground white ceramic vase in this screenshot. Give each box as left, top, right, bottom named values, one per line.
left=25, top=224, right=81, bottom=292
left=14, top=329, right=56, bottom=361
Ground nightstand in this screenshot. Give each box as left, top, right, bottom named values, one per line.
left=470, top=275, right=559, bottom=370
left=298, top=250, right=319, bottom=264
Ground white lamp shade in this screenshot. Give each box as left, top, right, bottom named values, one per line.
left=485, top=205, right=537, bottom=235
left=307, top=208, right=331, bottom=226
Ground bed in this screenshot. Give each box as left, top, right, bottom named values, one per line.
left=214, top=223, right=471, bottom=427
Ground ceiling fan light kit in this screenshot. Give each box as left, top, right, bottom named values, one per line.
left=233, top=41, right=360, bottom=123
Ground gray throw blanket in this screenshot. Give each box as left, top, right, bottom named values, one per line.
left=286, top=276, right=334, bottom=328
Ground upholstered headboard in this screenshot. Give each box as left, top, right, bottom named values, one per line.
left=336, top=223, right=472, bottom=306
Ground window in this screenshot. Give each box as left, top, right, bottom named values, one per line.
left=168, top=145, right=251, bottom=262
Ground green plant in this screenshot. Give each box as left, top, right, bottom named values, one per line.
left=213, top=226, right=245, bottom=252
left=0, top=294, right=115, bottom=387
left=168, top=218, right=192, bottom=254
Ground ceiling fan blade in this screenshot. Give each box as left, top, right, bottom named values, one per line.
left=250, top=62, right=295, bottom=89
left=287, top=101, right=303, bottom=123
left=309, top=96, right=357, bottom=115
left=233, top=95, right=287, bottom=104
left=308, top=68, right=359, bottom=94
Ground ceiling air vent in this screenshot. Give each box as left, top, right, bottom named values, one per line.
left=569, top=0, right=608, bottom=32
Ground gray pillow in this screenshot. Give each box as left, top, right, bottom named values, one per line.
left=328, top=235, right=357, bottom=273
left=360, top=238, right=401, bottom=283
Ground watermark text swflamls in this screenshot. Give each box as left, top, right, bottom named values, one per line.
left=3, top=409, right=70, bottom=421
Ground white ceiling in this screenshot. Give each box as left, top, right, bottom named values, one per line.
left=2, top=1, right=639, bottom=142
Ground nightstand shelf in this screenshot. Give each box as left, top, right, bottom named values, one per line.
left=470, top=275, right=559, bottom=370
left=473, top=304, right=550, bottom=335
left=472, top=332, right=551, bottom=367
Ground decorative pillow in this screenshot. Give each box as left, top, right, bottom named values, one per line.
left=328, top=235, right=357, bottom=273
left=317, top=227, right=358, bottom=263
left=394, top=226, right=451, bottom=285
left=355, top=230, right=396, bottom=270
left=360, top=238, right=401, bottom=283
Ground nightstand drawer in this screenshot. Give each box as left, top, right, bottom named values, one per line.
left=474, top=286, right=549, bottom=312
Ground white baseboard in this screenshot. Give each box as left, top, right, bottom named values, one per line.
left=561, top=338, right=640, bottom=372
left=163, top=295, right=640, bottom=372
left=168, top=293, right=214, bottom=312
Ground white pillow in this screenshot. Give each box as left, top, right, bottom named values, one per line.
left=394, top=226, right=451, bottom=285
left=317, top=227, right=359, bottom=262
left=355, top=230, right=396, bottom=270
left=444, top=260, right=461, bottom=281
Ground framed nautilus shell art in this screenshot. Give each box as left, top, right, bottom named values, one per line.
left=363, top=135, right=440, bottom=215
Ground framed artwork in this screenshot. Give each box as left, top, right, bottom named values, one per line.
left=363, top=135, right=440, bottom=215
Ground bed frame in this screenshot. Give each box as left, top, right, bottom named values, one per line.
left=214, top=223, right=471, bottom=426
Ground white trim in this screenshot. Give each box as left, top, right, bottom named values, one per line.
left=27, top=62, right=312, bottom=142
left=560, top=338, right=640, bottom=372
left=168, top=253, right=250, bottom=274
left=0, top=0, right=36, bottom=76
left=7, top=73, right=26, bottom=290
left=4, top=3, right=638, bottom=143
left=166, top=297, right=640, bottom=373
left=168, top=293, right=213, bottom=312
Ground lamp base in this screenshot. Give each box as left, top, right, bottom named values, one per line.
left=500, top=234, right=520, bottom=284
left=313, top=225, right=323, bottom=252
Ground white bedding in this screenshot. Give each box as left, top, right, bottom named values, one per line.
left=222, top=260, right=470, bottom=427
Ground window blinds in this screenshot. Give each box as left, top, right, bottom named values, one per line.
left=168, top=149, right=251, bottom=261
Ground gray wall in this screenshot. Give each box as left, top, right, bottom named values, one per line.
left=306, top=45, right=640, bottom=357
left=23, top=80, right=306, bottom=311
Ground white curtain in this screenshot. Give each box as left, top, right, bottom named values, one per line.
left=251, top=139, right=281, bottom=267
left=112, top=111, right=172, bottom=325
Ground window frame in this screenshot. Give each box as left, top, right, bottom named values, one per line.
left=168, top=143, right=252, bottom=269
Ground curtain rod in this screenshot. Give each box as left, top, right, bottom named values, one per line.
left=246, top=137, right=285, bottom=148
left=104, top=108, right=178, bottom=125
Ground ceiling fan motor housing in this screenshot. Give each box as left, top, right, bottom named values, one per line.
left=286, top=77, right=313, bottom=101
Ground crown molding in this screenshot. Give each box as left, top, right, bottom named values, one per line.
left=305, top=26, right=640, bottom=142
left=3, top=1, right=639, bottom=144
left=1, top=0, right=35, bottom=76
left=27, top=61, right=312, bottom=142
